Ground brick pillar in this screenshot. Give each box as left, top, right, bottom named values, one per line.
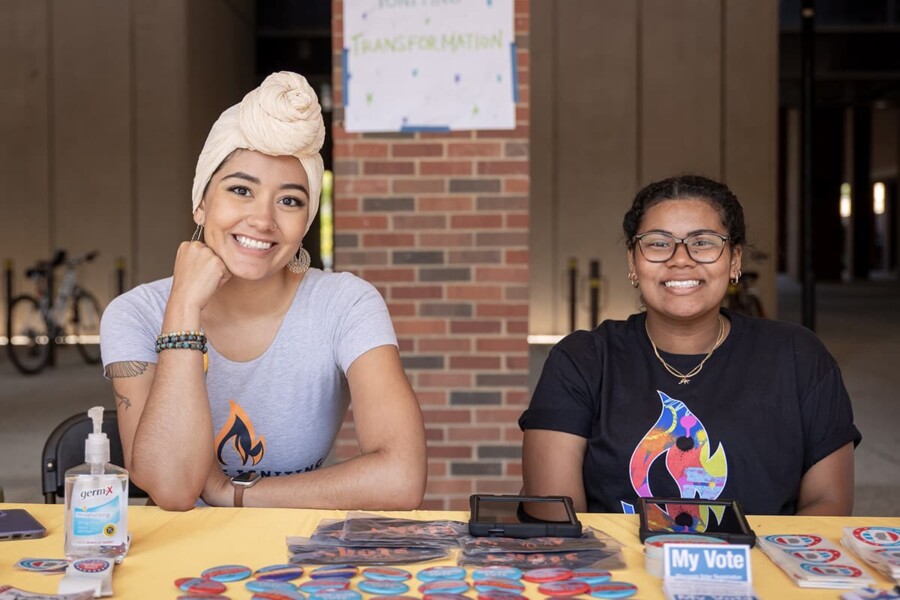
left=332, top=0, right=530, bottom=510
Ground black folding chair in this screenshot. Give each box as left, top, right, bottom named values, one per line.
left=41, top=411, right=147, bottom=503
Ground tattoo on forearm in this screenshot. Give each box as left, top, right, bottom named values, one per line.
left=104, top=361, right=149, bottom=379
left=114, top=390, right=132, bottom=411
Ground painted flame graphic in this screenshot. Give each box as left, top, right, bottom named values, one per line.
left=621, top=391, right=727, bottom=523
left=215, top=400, right=266, bottom=466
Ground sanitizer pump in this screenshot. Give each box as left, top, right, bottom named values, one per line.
left=64, top=406, right=129, bottom=562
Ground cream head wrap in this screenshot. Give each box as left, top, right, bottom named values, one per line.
left=191, top=71, right=325, bottom=235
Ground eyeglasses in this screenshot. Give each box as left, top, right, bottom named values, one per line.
left=632, top=232, right=730, bottom=263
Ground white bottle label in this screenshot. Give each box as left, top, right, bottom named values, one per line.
left=70, top=476, right=126, bottom=544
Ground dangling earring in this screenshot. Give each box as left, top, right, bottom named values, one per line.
left=191, top=224, right=204, bottom=242
left=628, top=272, right=639, bottom=288
left=731, top=270, right=742, bottom=285
left=287, top=243, right=311, bottom=274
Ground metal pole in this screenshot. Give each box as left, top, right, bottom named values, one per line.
left=4, top=259, right=12, bottom=341
left=800, top=0, right=816, bottom=331
left=589, top=260, right=601, bottom=329
left=568, top=258, right=577, bottom=332
left=47, top=260, right=56, bottom=367
left=116, top=257, right=126, bottom=296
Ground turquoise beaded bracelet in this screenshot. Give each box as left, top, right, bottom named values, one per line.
left=155, top=330, right=208, bottom=354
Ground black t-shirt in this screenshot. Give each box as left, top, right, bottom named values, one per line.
left=519, top=309, right=861, bottom=515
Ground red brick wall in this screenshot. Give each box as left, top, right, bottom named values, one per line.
left=331, top=0, right=530, bottom=510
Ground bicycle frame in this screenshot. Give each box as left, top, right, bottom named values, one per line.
left=8, top=250, right=101, bottom=370
left=49, top=267, right=79, bottom=329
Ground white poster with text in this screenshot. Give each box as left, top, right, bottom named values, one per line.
left=343, top=0, right=516, bottom=132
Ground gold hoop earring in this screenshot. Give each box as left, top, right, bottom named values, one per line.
left=191, top=224, right=204, bottom=242
left=628, top=272, right=639, bottom=288
left=287, top=244, right=311, bottom=274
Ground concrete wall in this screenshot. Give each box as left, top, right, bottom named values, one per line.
left=0, top=0, right=255, bottom=318
left=530, top=0, right=779, bottom=334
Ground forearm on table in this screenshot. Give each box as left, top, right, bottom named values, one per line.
left=239, top=445, right=426, bottom=510
left=522, top=429, right=589, bottom=512
left=795, top=443, right=855, bottom=516
left=796, top=492, right=854, bottom=516
left=131, top=305, right=214, bottom=509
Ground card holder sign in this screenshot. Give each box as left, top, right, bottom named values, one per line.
left=664, top=544, right=752, bottom=582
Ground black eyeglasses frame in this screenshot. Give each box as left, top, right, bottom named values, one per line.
left=631, top=232, right=730, bottom=264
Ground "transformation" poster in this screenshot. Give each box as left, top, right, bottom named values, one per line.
left=343, top=0, right=517, bottom=133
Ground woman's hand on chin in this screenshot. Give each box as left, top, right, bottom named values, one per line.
left=170, top=241, right=232, bottom=311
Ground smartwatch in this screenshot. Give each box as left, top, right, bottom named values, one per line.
left=231, top=471, right=261, bottom=507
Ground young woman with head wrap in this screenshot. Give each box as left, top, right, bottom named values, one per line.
left=520, top=175, right=860, bottom=517
left=100, top=72, right=426, bottom=511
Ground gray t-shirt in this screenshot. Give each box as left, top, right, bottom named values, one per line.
left=100, top=269, right=397, bottom=477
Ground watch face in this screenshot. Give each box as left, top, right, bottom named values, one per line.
left=232, top=471, right=260, bottom=486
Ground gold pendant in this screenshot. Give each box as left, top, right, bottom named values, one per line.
left=679, top=377, right=690, bottom=385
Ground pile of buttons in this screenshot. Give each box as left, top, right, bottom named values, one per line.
left=175, top=561, right=639, bottom=598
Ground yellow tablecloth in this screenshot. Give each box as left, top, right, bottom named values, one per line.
left=0, top=503, right=897, bottom=598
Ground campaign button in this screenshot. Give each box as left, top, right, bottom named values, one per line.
left=202, top=563, right=253, bottom=582
left=476, top=592, right=526, bottom=600
left=311, top=564, right=358, bottom=579
left=589, top=581, right=638, bottom=598
left=539, top=579, right=591, bottom=596
left=357, top=579, right=409, bottom=595
left=16, top=559, right=69, bottom=572
left=852, top=526, right=900, bottom=547
left=362, top=567, right=412, bottom=581
left=522, top=567, right=573, bottom=583
left=472, top=578, right=525, bottom=593
left=416, top=566, right=467, bottom=582
left=572, top=568, right=612, bottom=584
left=177, top=596, right=230, bottom=600
left=307, top=591, right=362, bottom=600
left=255, top=563, right=305, bottom=581
left=763, top=534, right=822, bottom=548
left=245, top=580, right=300, bottom=593
left=175, top=577, right=227, bottom=594
left=299, top=578, right=351, bottom=593
left=789, top=549, right=842, bottom=563
left=418, top=579, right=470, bottom=594
left=72, top=558, right=112, bottom=574
left=799, top=563, right=865, bottom=578
left=251, top=591, right=306, bottom=600
left=422, top=594, right=470, bottom=600
left=472, top=566, right=522, bottom=581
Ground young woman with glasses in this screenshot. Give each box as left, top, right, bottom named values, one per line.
left=520, top=175, right=860, bottom=516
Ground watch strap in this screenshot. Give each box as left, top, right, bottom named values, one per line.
left=233, top=485, right=246, bottom=508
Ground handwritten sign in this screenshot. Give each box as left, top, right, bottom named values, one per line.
left=343, top=0, right=516, bottom=132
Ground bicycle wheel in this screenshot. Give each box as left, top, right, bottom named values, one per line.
left=6, top=295, right=51, bottom=375
left=71, top=291, right=102, bottom=364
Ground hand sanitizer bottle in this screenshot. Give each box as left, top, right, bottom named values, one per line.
left=64, top=406, right=129, bottom=562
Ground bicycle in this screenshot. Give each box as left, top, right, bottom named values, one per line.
left=6, top=250, right=103, bottom=375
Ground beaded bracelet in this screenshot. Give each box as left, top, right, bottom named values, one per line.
left=155, top=330, right=208, bottom=354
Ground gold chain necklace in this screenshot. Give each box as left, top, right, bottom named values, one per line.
left=645, top=315, right=726, bottom=385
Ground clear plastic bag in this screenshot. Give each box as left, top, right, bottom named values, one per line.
left=456, top=528, right=625, bottom=570
left=286, top=535, right=449, bottom=565
left=460, top=526, right=620, bottom=554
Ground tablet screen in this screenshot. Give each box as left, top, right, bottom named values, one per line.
left=474, top=497, right=575, bottom=524
left=643, top=499, right=747, bottom=535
